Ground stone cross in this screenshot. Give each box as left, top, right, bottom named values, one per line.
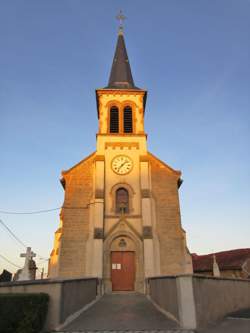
left=17, top=247, right=36, bottom=281
left=20, top=247, right=36, bottom=262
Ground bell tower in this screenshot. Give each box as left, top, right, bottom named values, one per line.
left=94, top=25, right=152, bottom=292
left=96, top=28, right=147, bottom=143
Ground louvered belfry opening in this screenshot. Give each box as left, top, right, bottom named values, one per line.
left=116, top=188, right=129, bottom=213
left=110, top=107, right=119, bottom=133
left=123, top=106, right=133, bottom=133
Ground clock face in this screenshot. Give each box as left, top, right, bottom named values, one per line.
left=111, top=155, right=133, bottom=175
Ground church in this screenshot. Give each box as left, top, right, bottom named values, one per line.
left=48, top=24, right=193, bottom=293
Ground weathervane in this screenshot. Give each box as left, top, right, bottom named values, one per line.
left=116, top=10, right=126, bottom=34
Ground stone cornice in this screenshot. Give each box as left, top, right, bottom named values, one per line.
left=96, top=88, right=147, bottom=96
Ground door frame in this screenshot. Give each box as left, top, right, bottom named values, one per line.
left=103, top=231, right=144, bottom=293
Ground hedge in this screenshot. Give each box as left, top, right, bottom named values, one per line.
left=0, top=293, right=49, bottom=333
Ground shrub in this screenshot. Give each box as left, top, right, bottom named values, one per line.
left=0, top=293, right=49, bottom=333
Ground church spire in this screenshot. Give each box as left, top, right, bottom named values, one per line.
left=106, top=11, right=139, bottom=90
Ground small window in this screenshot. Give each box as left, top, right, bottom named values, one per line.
left=110, top=107, right=119, bottom=133
left=116, top=188, right=129, bottom=214
left=123, top=106, right=133, bottom=133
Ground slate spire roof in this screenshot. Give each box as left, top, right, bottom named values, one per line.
left=106, top=30, right=139, bottom=90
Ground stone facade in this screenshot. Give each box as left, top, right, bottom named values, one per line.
left=49, top=153, right=95, bottom=278
left=149, top=153, right=192, bottom=275
left=49, top=115, right=193, bottom=291
left=48, top=31, right=193, bottom=292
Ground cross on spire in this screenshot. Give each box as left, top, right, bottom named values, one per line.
left=116, top=10, right=126, bottom=34
left=105, top=10, right=142, bottom=90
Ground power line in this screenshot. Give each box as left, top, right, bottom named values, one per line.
left=0, top=205, right=90, bottom=215
left=0, top=220, right=49, bottom=272
left=0, top=219, right=26, bottom=249
left=0, top=219, right=48, bottom=261
left=0, top=253, right=48, bottom=277
left=38, top=257, right=49, bottom=262
left=0, top=253, right=21, bottom=269
left=0, top=207, right=60, bottom=215
left=0, top=254, right=47, bottom=275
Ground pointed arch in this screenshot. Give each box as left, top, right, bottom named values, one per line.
left=103, top=229, right=144, bottom=293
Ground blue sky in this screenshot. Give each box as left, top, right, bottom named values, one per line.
left=0, top=1, right=249, bottom=275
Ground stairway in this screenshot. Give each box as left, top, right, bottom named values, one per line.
left=56, top=329, right=194, bottom=333
left=53, top=294, right=195, bottom=333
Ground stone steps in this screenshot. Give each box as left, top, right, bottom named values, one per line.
left=54, top=330, right=195, bottom=333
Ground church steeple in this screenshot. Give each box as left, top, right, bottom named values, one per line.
left=106, top=31, right=139, bottom=90
left=96, top=13, right=147, bottom=121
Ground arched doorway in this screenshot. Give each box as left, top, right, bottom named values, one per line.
left=111, top=240, right=135, bottom=291
left=103, top=231, right=144, bottom=293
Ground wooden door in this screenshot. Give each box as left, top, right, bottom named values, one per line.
left=111, top=251, right=135, bottom=291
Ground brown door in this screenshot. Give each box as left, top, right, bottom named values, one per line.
left=111, top=251, right=135, bottom=291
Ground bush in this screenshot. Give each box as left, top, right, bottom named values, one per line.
left=0, top=293, right=49, bottom=333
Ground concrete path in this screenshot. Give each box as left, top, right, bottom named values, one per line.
left=57, top=331, right=191, bottom=333
left=60, top=293, right=181, bottom=332
left=198, top=309, right=250, bottom=333
left=198, top=318, right=250, bottom=333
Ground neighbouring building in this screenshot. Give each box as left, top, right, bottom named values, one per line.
left=192, top=248, right=250, bottom=279
left=48, top=24, right=193, bottom=292
left=0, top=270, right=12, bottom=282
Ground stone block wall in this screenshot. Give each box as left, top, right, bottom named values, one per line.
left=49, top=153, right=95, bottom=278
left=150, top=155, right=192, bottom=274
left=149, top=276, right=179, bottom=321
left=0, top=277, right=99, bottom=331
left=193, top=275, right=250, bottom=327
left=148, top=274, right=250, bottom=329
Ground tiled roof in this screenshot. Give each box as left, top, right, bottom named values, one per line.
left=192, top=248, right=250, bottom=272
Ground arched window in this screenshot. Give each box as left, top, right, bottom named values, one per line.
left=116, top=188, right=129, bottom=214
left=123, top=106, right=133, bottom=133
left=110, top=107, right=119, bottom=133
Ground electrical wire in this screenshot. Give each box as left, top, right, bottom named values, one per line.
left=0, top=219, right=48, bottom=260
left=0, top=204, right=91, bottom=215
left=0, top=205, right=91, bottom=265
left=0, top=254, right=47, bottom=276
left=0, top=219, right=27, bottom=249
left=0, top=207, right=60, bottom=215
left=0, top=253, right=21, bottom=269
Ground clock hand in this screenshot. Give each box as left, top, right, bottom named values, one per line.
left=118, top=161, right=127, bottom=171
